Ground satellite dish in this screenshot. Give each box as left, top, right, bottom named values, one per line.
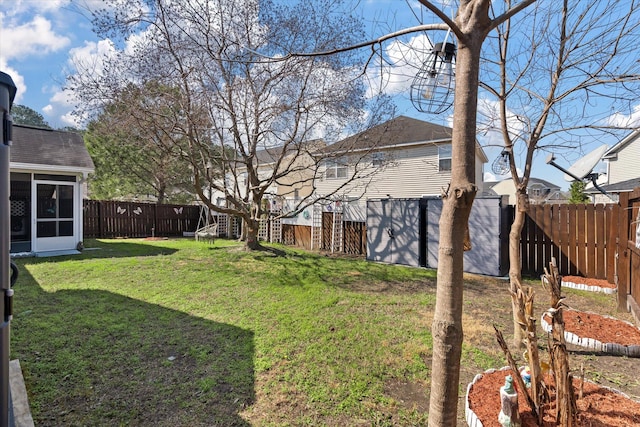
left=563, top=144, right=608, bottom=182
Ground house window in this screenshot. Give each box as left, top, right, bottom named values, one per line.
left=325, top=158, right=348, bottom=179
left=372, top=152, right=384, bottom=166
left=530, top=188, right=541, bottom=197
left=439, top=144, right=452, bottom=171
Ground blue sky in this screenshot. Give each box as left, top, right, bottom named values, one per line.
left=1, top=0, right=636, bottom=190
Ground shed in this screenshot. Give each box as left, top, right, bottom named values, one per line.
left=366, top=197, right=510, bottom=276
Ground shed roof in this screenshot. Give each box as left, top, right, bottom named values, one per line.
left=10, top=125, right=95, bottom=173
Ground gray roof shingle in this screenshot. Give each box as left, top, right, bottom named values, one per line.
left=10, top=125, right=94, bottom=171
left=324, top=115, right=453, bottom=153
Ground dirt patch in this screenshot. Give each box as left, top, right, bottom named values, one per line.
left=384, top=378, right=430, bottom=413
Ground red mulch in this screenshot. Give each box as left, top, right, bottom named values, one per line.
left=542, top=309, right=640, bottom=347
left=562, top=275, right=616, bottom=289
left=467, top=369, right=640, bottom=426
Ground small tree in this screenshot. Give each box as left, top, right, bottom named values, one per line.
left=283, top=1, right=535, bottom=423
left=568, top=181, right=589, bottom=204
left=479, top=0, right=640, bottom=348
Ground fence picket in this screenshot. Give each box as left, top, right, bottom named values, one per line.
left=521, top=203, right=617, bottom=280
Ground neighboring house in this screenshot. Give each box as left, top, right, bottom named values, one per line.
left=10, top=125, right=95, bottom=255
left=209, top=139, right=326, bottom=208
left=488, top=177, right=565, bottom=205
left=588, top=130, right=640, bottom=203
left=314, top=115, right=488, bottom=203
left=255, top=139, right=325, bottom=201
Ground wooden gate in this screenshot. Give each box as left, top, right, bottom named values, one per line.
left=617, top=188, right=640, bottom=323
left=520, top=204, right=615, bottom=280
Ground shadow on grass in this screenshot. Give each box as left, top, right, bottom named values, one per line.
left=77, top=239, right=180, bottom=259
left=10, top=266, right=254, bottom=427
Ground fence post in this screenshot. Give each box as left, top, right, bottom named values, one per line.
left=617, top=192, right=631, bottom=311
left=98, top=201, right=105, bottom=238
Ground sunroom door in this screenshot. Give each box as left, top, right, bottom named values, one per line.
left=34, top=181, right=77, bottom=252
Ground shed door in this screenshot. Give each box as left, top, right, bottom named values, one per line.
left=34, top=181, right=77, bottom=252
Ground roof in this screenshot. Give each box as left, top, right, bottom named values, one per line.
left=325, top=115, right=453, bottom=153
left=323, top=115, right=488, bottom=162
left=254, top=139, right=325, bottom=164
left=10, top=125, right=95, bottom=173
left=490, top=177, right=561, bottom=191
left=603, top=129, right=640, bottom=158
left=527, top=177, right=562, bottom=190
left=584, top=177, right=640, bottom=194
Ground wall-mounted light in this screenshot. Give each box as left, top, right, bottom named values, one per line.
left=410, top=42, right=456, bottom=114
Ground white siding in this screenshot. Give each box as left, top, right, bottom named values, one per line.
left=607, top=136, right=640, bottom=184
left=315, top=144, right=453, bottom=200
left=475, top=156, right=484, bottom=188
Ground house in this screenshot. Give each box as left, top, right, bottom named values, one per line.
left=588, top=130, right=640, bottom=203
left=207, top=139, right=325, bottom=208
left=10, top=125, right=95, bottom=255
left=255, top=139, right=325, bottom=201
left=314, top=115, right=488, bottom=203
left=488, top=177, right=565, bottom=205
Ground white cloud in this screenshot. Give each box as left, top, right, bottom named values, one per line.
left=0, top=14, right=70, bottom=61
left=0, top=58, right=25, bottom=104
left=68, top=39, right=118, bottom=72
left=366, top=33, right=434, bottom=97
left=606, top=104, right=640, bottom=128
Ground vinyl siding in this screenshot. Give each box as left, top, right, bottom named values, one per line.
left=607, top=136, right=640, bottom=184
left=315, top=144, right=454, bottom=199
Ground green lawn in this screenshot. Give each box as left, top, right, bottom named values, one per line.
left=9, top=238, right=504, bottom=426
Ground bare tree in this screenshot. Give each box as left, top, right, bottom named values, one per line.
left=479, top=0, right=640, bottom=348
left=68, top=0, right=392, bottom=250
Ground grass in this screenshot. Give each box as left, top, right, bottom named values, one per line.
left=11, top=238, right=444, bottom=426
left=9, top=238, right=636, bottom=426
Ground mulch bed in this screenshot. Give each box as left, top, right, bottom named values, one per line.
left=561, top=275, right=616, bottom=293
left=466, top=368, right=640, bottom=426
left=540, top=309, right=640, bottom=357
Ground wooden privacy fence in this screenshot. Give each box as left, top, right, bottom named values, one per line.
left=520, top=203, right=617, bottom=281
left=616, top=189, right=640, bottom=320
left=84, top=200, right=200, bottom=238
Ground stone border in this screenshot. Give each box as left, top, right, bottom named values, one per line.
left=465, top=366, right=636, bottom=426
left=541, top=275, right=616, bottom=294
left=561, top=280, right=617, bottom=294
left=540, top=310, right=640, bottom=357
left=10, top=359, right=34, bottom=427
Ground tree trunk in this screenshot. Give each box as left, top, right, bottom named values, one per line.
left=545, top=258, right=577, bottom=426
left=244, top=218, right=262, bottom=250
left=427, top=29, right=483, bottom=427
left=509, top=191, right=528, bottom=348
left=157, top=183, right=166, bottom=205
